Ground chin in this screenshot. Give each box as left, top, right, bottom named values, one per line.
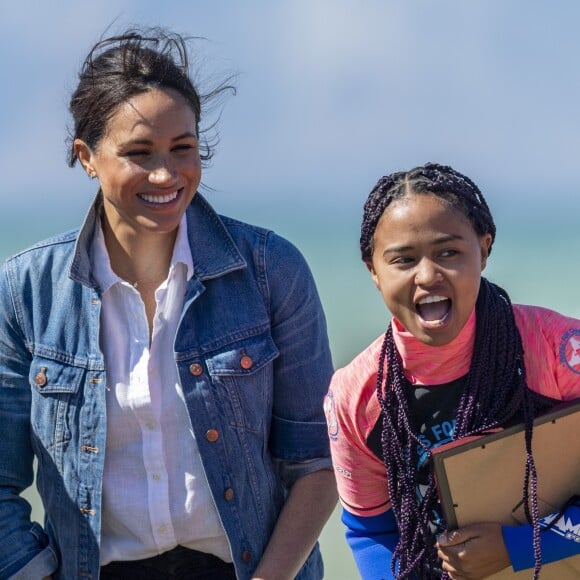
left=415, top=328, right=457, bottom=347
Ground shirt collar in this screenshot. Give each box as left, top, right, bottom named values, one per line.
left=91, top=223, right=117, bottom=293
left=90, top=211, right=194, bottom=294
left=70, top=192, right=246, bottom=288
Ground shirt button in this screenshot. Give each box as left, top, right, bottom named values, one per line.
left=224, top=488, right=235, bottom=501
left=146, top=421, right=156, bottom=430
left=159, top=525, right=168, bottom=534
left=240, top=355, right=253, bottom=370
left=35, top=367, right=47, bottom=387
left=206, top=429, right=219, bottom=443
left=189, top=363, right=203, bottom=376
left=242, top=550, right=252, bottom=563
left=152, top=474, right=161, bottom=481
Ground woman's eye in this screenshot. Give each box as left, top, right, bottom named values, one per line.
left=440, top=249, right=458, bottom=258
left=125, top=150, right=150, bottom=158
left=172, top=143, right=196, bottom=153
left=392, top=256, right=414, bottom=265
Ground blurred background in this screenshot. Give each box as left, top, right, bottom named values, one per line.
left=2, top=1, right=580, bottom=578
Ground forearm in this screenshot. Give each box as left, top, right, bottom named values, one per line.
left=0, top=382, right=53, bottom=577
left=342, top=508, right=399, bottom=580
left=0, top=491, right=56, bottom=579
left=0, top=397, right=51, bottom=576
left=252, top=469, right=337, bottom=580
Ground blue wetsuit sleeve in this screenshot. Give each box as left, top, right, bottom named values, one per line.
left=342, top=507, right=399, bottom=580
left=502, top=499, right=580, bottom=571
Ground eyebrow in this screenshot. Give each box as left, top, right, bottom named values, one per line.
left=120, top=132, right=198, bottom=147
left=382, top=234, right=464, bottom=256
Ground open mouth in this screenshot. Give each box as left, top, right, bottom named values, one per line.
left=138, top=189, right=181, bottom=204
left=415, top=295, right=451, bottom=324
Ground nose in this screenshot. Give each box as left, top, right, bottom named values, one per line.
left=414, top=258, right=443, bottom=286
left=149, top=156, right=177, bottom=185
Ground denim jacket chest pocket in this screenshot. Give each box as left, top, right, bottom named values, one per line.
left=203, top=333, right=279, bottom=434
left=29, top=356, right=87, bottom=453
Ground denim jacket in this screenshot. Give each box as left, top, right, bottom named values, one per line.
left=0, top=193, right=334, bottom=580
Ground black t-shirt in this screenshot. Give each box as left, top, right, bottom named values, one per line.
left=367, top=375, right=467, bottom=469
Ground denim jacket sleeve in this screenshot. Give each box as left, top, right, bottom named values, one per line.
left=0, top=262, right=58, bottom=579
left=263, top=231, right=334, bottom=483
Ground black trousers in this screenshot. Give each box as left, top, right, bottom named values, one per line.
left=100, top=545, right=237, bottom=579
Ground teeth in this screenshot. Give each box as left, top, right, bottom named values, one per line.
left=417, top=295, right=447, bottom=305
left=139, top=191, right=178, bottom=204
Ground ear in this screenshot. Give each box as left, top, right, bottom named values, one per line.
left=74, top=139, right=97, bottom=179
left=366, top=261, right=380, bottom=289
left=480, top=233, right=493, bottom=270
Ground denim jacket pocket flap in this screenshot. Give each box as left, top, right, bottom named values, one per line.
left=205, top=333, right=279, bottom=377
left=29, top=357, right=84, bottom=394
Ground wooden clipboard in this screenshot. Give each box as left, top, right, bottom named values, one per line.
left=432, top=399, right=580, bottom=579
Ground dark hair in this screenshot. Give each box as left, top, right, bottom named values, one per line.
left=362, top=163, right=556, bottom=579
left=67, top=27, right=235, bottom=167
left=360, top=162, right=496, bottom=265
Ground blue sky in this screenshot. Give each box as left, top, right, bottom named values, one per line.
left=2, top=0, right=580, bottom=226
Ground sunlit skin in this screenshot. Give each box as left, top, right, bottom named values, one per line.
left=368, top=194, right=492, bottom=347
left=74, top=88, right=202, bottom=250
left=437, top=523, right=511, bottom=579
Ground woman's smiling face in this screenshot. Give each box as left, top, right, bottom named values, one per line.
left=368, top=193, right=492, bottom=346
left=75, top=87, right=201, bottom=241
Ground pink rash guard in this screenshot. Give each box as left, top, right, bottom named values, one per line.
left=325, top=305, right=580, bottom=577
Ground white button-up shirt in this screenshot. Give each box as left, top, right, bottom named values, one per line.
left=91, top=215, right=231, bottom=565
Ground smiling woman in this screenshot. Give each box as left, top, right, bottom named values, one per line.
left=75, top=88, right=202, bottom=241
left=74, top=87, right=203, bottom=323
left=0, top=27, right=336, bottom=580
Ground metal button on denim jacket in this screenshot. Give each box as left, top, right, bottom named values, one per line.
left=0, top=193, right=333, bottom=580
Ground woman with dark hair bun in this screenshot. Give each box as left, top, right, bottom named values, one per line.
left=325, top=162, right=580, bottom=579
left=0, top=28, right=336, bottom=579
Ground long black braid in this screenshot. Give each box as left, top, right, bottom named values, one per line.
left=362, top=163, right=557, bottom=579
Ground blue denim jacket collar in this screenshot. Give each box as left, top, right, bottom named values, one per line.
left=69, top=192, right=248, bottom=289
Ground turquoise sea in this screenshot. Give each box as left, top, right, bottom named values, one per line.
left=4, top=195, right=580, bottom=580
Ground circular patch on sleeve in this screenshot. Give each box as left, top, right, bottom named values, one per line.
left=559, top=328, right=580, bottom=374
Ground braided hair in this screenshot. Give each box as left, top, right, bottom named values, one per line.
left=361, top=163, right=556, bottom=579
